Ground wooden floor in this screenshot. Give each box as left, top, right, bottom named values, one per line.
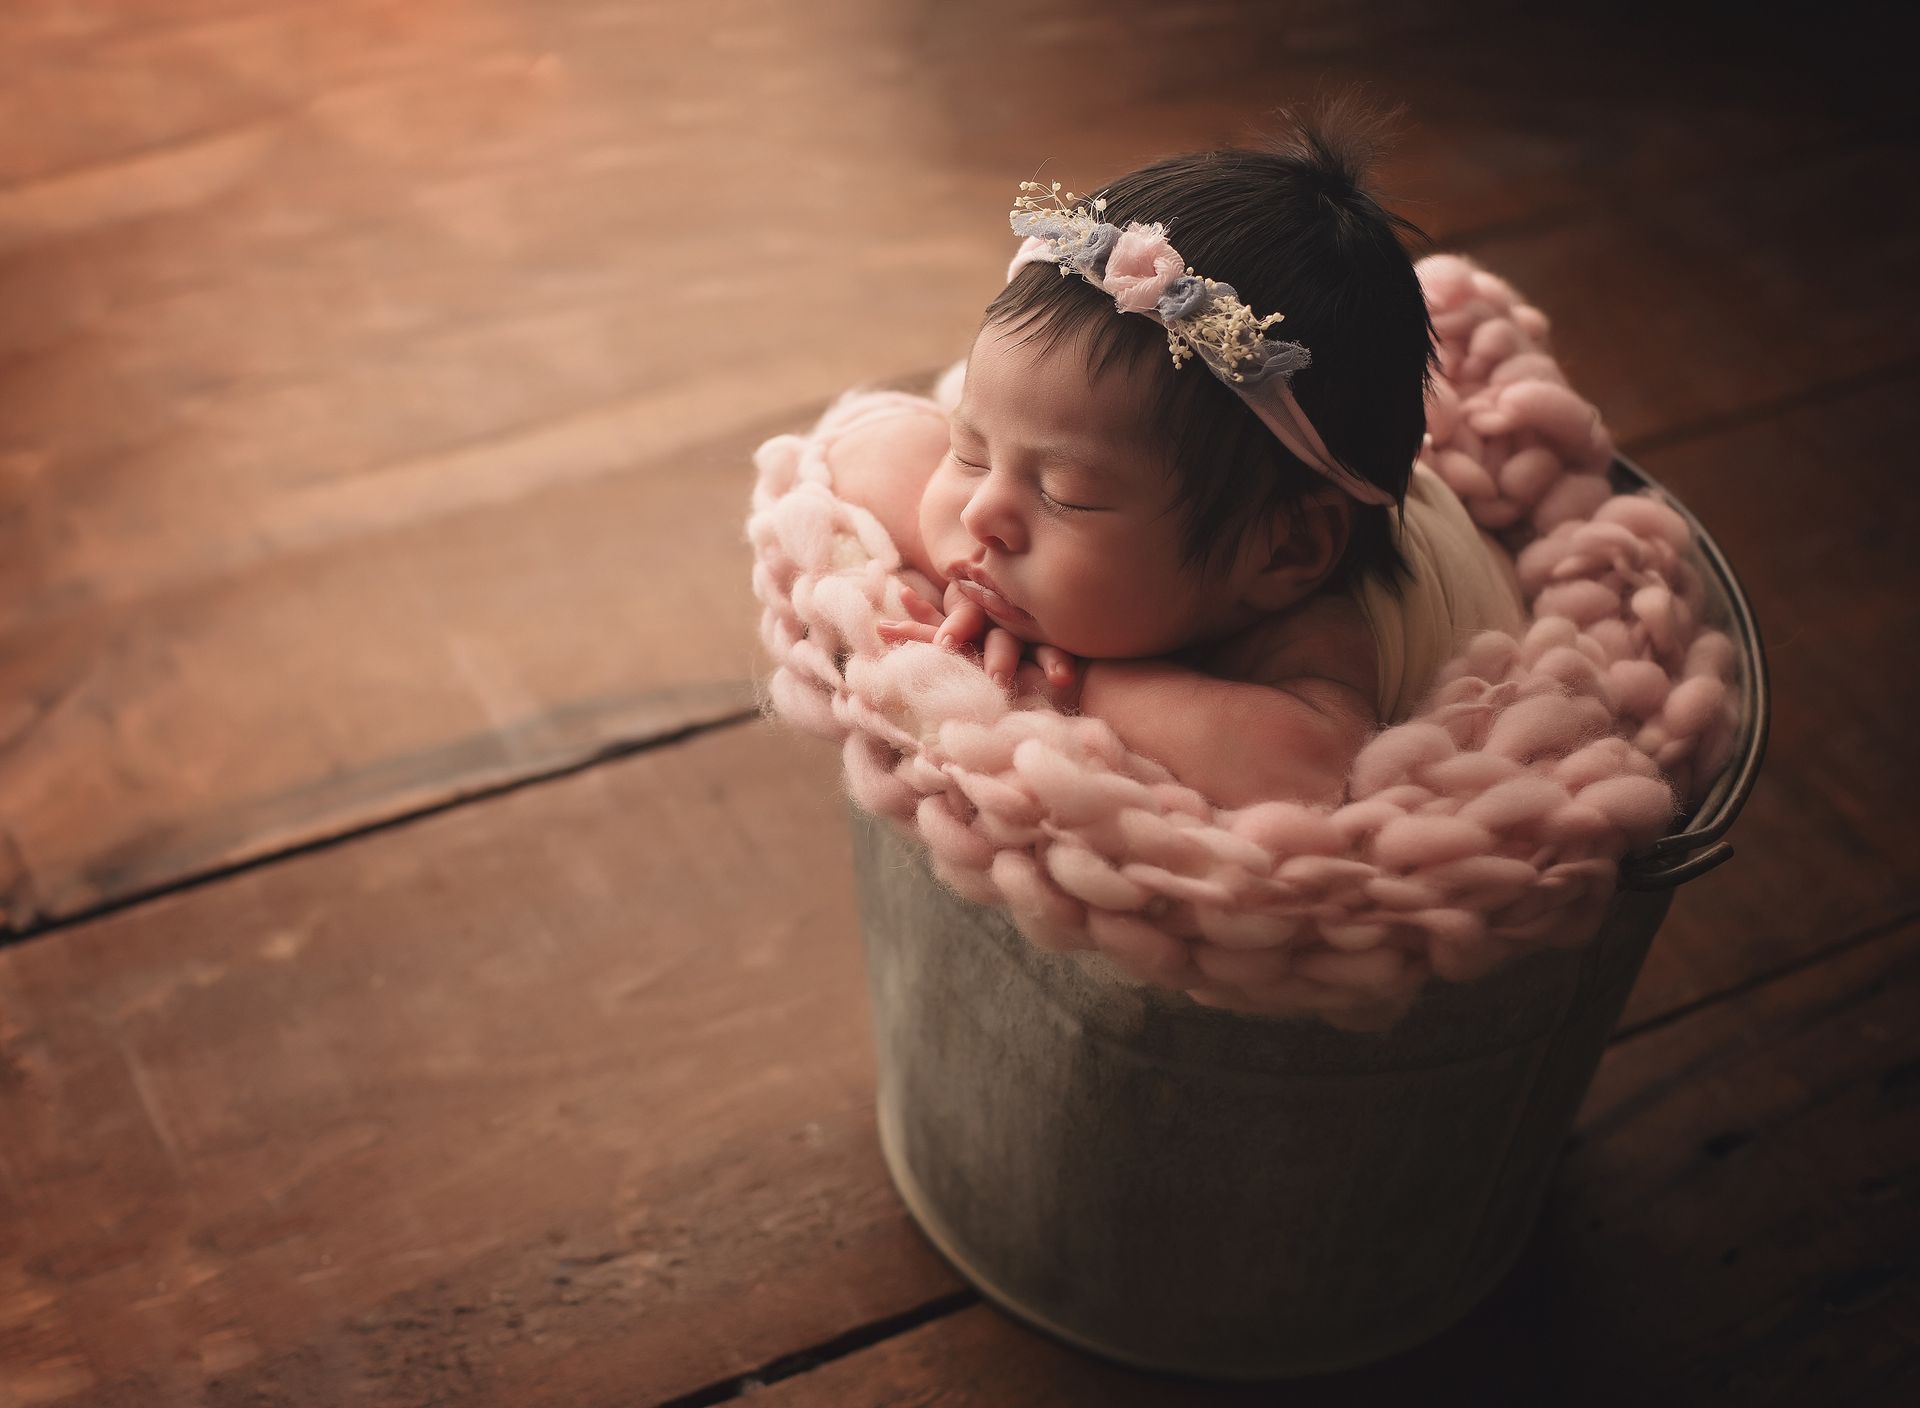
left=2, top=2, right=1915, bottom=1403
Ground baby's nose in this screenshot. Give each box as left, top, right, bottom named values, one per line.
left=960, top=483, right=1024, bottom=553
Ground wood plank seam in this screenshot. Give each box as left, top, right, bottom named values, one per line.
left=1439, top=121, right=1898, bottom=254
left=0, top=705, right=762, bottom=947
left=1607, top=905, right=1920, bottom=1050
left=648, top=1289, right=979, bottom=1408
left=1620, top=355, right=1920, bottom=460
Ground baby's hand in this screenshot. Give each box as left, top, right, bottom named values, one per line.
left=1008, top=653, right=1086, bottom=713
left=875, top=583, right=1082, bottom=710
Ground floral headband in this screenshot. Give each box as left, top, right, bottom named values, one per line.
left=1006, top=180, right=1395, bottom=509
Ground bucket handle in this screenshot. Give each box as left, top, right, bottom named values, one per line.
left=1607, top=454, right=1771, bottom=891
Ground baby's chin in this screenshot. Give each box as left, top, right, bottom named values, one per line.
left=992, top=614, right=1138, bottom=659
left=986, top=613, right=1051, bottom=649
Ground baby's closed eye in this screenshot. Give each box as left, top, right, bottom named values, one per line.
left=952, top=451, right=1088, bottom=503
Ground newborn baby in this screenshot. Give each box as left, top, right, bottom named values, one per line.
left=835, top=119, right=1525, bottom=810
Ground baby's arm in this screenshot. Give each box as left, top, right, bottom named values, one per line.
left=1076, top=658, right=1377, bottom=809
left=865, top=568, right=1372, bottom=798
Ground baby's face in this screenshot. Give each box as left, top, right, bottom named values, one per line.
left=920, top=322, right=1260, bottom=660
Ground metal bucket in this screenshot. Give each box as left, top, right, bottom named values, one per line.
left=848, top=455, right=1768, bottom=1378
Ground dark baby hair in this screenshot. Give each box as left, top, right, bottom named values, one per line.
left=982, top=96, right=1438, bottom=599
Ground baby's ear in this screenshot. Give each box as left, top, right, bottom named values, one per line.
left=1243, top=493, right=1351, bottom=610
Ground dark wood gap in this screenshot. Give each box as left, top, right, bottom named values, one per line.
left=0, top=703, right=762, bottom=950
left=1607, top=907, right=1920, bottom=1049
left=650, top=1290, right=980, bottom=1408
left=0, top=113, right=296, bottom=205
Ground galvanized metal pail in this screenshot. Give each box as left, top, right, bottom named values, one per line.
left=848, top=456, right=1766, bottom=1378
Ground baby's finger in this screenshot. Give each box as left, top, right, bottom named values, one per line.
left=982, top=628, right=1021, bottom=689
left=876, top=619, right=937, bottom=644
left=898, top=584, right=944, bottom=625
left=934, top=599, right=988, bottom=651
left=1033, top=644, right=1079, bottom=686
left=1011, top=659, right=1072, bottom=710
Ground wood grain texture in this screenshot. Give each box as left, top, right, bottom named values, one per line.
left=0, top=723, right=963, bottom=1407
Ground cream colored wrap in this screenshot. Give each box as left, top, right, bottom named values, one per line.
left=1352, top=463, right=1528, bottom=724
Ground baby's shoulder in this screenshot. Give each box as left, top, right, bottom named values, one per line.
left=1186, top=592, right=1380, bottom=726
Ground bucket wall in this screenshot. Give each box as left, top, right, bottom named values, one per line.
left=852, top=801, right=1673, bottom=1378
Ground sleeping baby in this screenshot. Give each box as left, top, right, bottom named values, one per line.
left=832, top=113, right=1526, bottom=810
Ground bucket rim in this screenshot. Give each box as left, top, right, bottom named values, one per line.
left=1609, top=452, right=1769, bottom=889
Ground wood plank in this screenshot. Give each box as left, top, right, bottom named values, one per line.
left=0, top=722, right=965, bottom=1407
left=0, top=402, right=783, bottom=931
left=712, top=919, right=1920, bottom=1405
left=0, top=0, right=525, bottom=189
left=1542, top=917, right=1920, bottom=1403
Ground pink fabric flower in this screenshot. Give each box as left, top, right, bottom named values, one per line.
left=1101, top=223, right=1185, bottom=313
left=1006, top=234, right=1051, bottom=283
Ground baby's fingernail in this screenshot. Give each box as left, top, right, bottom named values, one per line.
left=990, top=671, right=1009, bottom=688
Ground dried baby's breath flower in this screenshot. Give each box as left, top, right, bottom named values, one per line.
left=1164, top=278, right=1290, bottom=381
left=1010, top=180, right=1306, bottom=387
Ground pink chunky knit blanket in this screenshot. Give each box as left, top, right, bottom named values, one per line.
left=746, top=254, right=1741, bottom=1032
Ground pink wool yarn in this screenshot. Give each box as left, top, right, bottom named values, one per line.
left=746, top=254, right=1742, bottom=1033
